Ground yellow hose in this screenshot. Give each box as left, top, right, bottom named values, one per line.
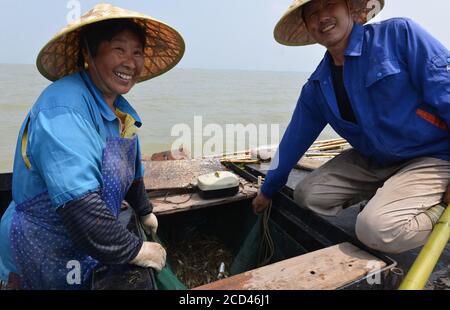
left=399, top=204, right=450, bottom=290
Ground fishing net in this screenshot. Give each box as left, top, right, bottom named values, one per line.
left=164, top=233, right=234, bottom=289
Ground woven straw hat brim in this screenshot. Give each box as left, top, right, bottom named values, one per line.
left=274, top=0, right=385, bottom=46
left=37, top=3, right=185, bottom=82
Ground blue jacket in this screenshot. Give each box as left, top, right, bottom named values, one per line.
left=262, top=18, right=450, bottom=199
left=0, top=71, right=145, bottom=281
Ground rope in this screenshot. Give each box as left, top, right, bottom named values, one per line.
left=255, top=176, right=275, bottom=267
left=257, top=200, right=275, bottom=267
left=151, top=188, right=194, bottom=205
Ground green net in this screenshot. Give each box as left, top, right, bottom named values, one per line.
left=156, top=265, right=187, bottom=290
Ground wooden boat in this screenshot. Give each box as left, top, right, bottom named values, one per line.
left=1, top=139, right=448, bottom=290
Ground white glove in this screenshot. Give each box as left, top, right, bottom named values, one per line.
left=130, top=241, right=166, bottom=271
left=141, top=213, right=158, bottom=235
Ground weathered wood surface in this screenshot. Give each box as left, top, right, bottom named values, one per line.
left=142, top=154, right=329, bottom=191
left=143, top=159, right=224, bottom=190
left=194, top=242, right=386, bottom=290
left=297, top=156, right=331, bottom=171
left=150, top=180, right=258, bottom=216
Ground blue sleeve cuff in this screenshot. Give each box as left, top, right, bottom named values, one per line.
left=260, top=183, right=276, bottom=199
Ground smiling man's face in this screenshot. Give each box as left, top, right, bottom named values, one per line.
left=303, top=0, right=353, bottom=50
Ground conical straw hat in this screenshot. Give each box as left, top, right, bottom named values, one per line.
left=37, top=3, right=185, bottom=82
left=274, top=0, right=385, bottom=46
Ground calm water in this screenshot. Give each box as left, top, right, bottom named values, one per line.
left=0, top=64, right=337, bottom=173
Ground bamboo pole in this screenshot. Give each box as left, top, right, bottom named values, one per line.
left=309, top=143, right=349, bottom=152
left=203, top=150, right=250, bottom=159
left=221, top=159, right=260, bottom=164
left=312, top=138, right=346, bottom=145
left=305, top=153, right=341, bottom=158
left=313, top=140, right=347, bottom=146
left=202, top=139, right=348, bottom=161
left=398, top=204, right=450, bottom=290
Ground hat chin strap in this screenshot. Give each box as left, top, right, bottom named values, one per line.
left=344, top=0, right=353, bottom=51
left=83, top=37, right=117, bottom=103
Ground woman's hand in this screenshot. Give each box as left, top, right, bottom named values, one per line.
left=130, top=241, right=166, bottom=271
left=141, top=213, right=158, bottom=235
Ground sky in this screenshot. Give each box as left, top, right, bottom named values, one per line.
left=0, top=0, right=449, bottom=72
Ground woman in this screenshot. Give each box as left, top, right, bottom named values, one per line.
left=0, top=4, right=185, bottom=289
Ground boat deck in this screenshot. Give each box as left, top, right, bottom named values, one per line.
left=195, top=242, right=386, bottom=290
left=246, top=163, right=450, bottom=290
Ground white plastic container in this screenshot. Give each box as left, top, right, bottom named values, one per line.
left=197, top=171, right=240, bottom=199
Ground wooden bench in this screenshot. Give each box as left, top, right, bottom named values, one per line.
left=144, top=156, right=330, bottom=216
left=194, top=242, right=386, bottom=290
left=150, top=180, right=257, bottom=216
left=143, top=158, right=257, bottom=216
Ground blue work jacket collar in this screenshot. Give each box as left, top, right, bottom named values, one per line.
left=310, top=23, right=364, bottom=81
left=80, top=71, right=142, bottom=127
left=345, top=23, right=364, bottom=57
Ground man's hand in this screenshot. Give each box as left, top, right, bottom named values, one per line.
left=141, top=213, right=158, bottom=235
left=444, top=184, right=450, bottom=205
left=252, top=192, right=272, bottom=214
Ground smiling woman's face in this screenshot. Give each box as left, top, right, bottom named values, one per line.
left=87, top=29, right=145, bottom=102
left=303, top=0, right=353, bottom=49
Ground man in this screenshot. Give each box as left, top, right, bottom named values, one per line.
left=252, top=0, right=450, bottom=254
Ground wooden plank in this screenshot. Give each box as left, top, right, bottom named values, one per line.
left=312, top=138, right=347, bottom=145
left=296, top=157, right=330, bottom=171
left=194, top=242, right=386, bottom=290
left=150, top=181, right=258, bottom=216
left=142, top=159, right=224, bottom=190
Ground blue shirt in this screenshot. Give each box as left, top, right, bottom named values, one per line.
left=0, top=71, right=145, bottom=280
left=262, top=18, right=450, bottom=199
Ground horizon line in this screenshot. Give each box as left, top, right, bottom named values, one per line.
left=0, top=63, right=312, bottom=75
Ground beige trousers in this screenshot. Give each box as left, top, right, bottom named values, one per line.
left=293, top=149, right=450, bottom=254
